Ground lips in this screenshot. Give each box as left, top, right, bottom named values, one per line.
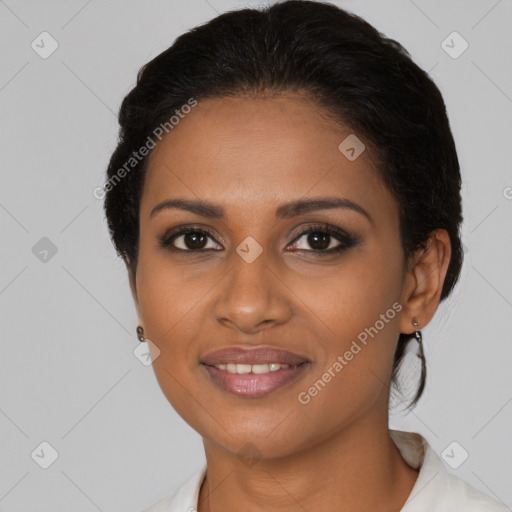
left=201, top=346, right=310, bottom=366
left=200, top=345, right=311, bottom=397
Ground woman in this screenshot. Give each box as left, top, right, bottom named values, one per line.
left=103, top=1, right=507, bottom=510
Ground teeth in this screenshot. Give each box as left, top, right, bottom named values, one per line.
left=236, top=364, right=252, bottom=374
left=217, top=363, right=292, bottom=374
left=252, top=364, right=269, bottom=374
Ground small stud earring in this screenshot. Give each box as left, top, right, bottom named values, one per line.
left=136, top=325, right=145, bottom=342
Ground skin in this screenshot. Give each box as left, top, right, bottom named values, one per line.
left=128, top=92, right=451, bottom=512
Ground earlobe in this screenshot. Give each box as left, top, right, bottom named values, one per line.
left=399, top=229, right=452, bottom=334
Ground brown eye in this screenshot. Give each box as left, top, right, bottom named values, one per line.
left=288, top=224, right=359, bottom=255
left=295, top=231, right=339, bottom=251
left=178, top=232, right=209, bottom=250
left=159, top=227, right=223, bottom=252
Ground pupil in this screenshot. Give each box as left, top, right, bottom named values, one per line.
left=185, top=233, right=206, bottom=249
left=309, top=233, right=329, bottom=250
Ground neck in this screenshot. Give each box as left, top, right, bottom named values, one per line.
left=197, top=415, right=419, bottom=512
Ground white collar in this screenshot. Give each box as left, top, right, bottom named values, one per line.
left=143, top=429, right=508, bottom=511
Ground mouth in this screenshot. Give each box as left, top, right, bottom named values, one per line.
left=200, top=345, right=311, bottom=398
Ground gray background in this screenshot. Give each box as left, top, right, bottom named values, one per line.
left=1, top=0, right=511, bottom=510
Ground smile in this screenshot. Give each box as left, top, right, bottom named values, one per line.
left=201, top=361, right=310, bottom=397
left=213, top=363, right=291, bottom=373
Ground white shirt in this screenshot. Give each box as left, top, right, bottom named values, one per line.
left=142, top=429, right=509, bottom=511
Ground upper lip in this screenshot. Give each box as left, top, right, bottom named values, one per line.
left=201, top=345, right=310, bottom=366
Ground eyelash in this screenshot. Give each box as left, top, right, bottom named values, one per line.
left=158, top=223, right=360, bottom=256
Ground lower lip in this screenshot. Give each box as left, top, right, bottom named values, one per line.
left=201, top=363, right=311, bottom=397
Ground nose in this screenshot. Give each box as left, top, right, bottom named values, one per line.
left=212, top=250, right=293, bottom=334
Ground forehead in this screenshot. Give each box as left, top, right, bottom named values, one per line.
left=141, top=93, right=395, bottom=224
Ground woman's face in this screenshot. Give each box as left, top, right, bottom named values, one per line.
left=132, top=93, right=416, bottom=458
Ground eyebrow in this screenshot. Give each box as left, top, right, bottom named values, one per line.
left=150, top=196, right=373, bottom=225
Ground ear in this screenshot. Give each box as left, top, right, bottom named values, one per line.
left=399, top=229, right=452, bottom=334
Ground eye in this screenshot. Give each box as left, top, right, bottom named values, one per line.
left=159, top=226, right=223, bottom=252
left=159, top=223, right=360, bottom=255
left=287, top=224, right=359, bottom=255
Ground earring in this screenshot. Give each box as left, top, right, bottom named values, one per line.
left=136, top=325, right=145, bottom=342
left=412, top=320, right=424, bottom=360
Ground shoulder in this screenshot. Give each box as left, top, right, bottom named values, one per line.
left=141, top=490, right=178, bottom=512
left=438, top=470, right=509, bottom=512
left=391, top=430, right=508, bottom=512
left=140, top=465, right=206, bottom=512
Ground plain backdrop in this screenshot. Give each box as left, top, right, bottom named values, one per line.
left=1, top=0, right=511, bottom=511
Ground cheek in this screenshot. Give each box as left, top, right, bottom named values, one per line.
left=288, top=241, right=403, bottom=343
left=134, top=252, right=221, bottom=423
left=136, top=244, right=209, bottom=338
left=294, top=306, right=401, bottom=443
left=288, top=246, right=404, bottom=404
